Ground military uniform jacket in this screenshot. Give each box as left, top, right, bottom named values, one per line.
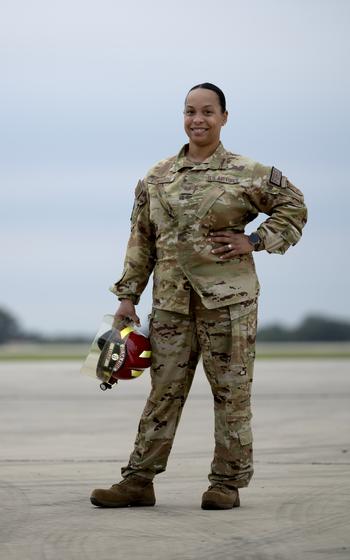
left=111, top=142, right=307, bottom=314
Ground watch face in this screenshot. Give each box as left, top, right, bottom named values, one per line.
left=249, top=232, right=260, bottom=246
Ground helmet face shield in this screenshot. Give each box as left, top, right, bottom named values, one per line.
left=96, top=329, right=127, bottom=382
left=81, top=315, right=152, bottom=390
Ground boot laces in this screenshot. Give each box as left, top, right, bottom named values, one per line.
left=112, top=476, right=150, bottom=488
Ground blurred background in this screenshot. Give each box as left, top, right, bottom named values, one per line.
left=1, top=0, right=349, bottom=347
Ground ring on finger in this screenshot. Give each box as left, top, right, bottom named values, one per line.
left=227, top=244, right=232, bottom=250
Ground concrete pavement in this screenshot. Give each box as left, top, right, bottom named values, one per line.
left=0, top=359, right=349, bottom=559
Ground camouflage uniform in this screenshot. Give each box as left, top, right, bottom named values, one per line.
left=111, top=142, right=307, bottom=487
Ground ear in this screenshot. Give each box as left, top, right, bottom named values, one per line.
left=222, top=110, right=228, bottom=126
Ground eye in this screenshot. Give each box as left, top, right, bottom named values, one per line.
left=185, top=109, right=194, bottom=115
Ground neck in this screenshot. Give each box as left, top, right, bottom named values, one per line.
left=187, top=141, right=220, bottom=163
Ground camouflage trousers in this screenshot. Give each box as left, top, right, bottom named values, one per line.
left=121, top=290, right=258, bottom=488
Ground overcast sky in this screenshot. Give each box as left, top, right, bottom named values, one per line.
left=1, top=0, right=349, bottom=336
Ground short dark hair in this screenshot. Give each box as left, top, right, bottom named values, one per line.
left=186, top=82, right=227, bottom=113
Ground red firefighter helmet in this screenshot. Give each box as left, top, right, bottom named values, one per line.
left=96, top=325, right=152, bottom=390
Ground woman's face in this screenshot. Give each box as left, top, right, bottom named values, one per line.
left=184, top=88, right=228, bottom=148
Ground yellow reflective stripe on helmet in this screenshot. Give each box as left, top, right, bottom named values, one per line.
left=131, top=369, right=143, bottom=377
left=139, top=350, right=152, bottom=358
left=120, top=326, right=134, bottom=339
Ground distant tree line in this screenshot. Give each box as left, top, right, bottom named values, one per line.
left=1, top=307, right=350, bottom=344
left=0, top=308, right=20, bottom=344
left=0, top=308, right=90, bottom=344
left=257, top=315, right=350, bottom=342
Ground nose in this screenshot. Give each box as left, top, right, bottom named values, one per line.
left=193, top=114, right=204, bottom=124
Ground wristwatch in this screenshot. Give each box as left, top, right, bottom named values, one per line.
left=248, top=232, right=261, bottom=251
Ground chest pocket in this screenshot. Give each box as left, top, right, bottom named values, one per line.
left=195, top=174, right=241, bottom=219
left=196, top=185, right=225, bottom=218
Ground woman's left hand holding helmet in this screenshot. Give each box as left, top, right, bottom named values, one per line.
left=208, top=231, right=254, bottom=259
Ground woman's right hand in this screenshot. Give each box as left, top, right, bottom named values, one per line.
left=114, top=299, right=140, bottom=326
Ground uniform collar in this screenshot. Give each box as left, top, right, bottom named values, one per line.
left=170, top=141, right=228, bottom=172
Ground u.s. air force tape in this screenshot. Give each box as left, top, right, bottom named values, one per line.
left=269, top=167, right=282, bottom=187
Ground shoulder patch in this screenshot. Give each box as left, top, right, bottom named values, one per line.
left=269, top=167, right=282, bottom=187
left=130, top=180, right=147, bottom=223
left=134, top=179, right=144, bottom=198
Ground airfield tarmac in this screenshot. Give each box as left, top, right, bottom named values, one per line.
left=0, top=358, right=349, bottom=560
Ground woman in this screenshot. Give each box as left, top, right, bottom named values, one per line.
left=90, top=83, right=307, bottom=509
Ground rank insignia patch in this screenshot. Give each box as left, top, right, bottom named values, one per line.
left=269, top=167, right=282, bottom=187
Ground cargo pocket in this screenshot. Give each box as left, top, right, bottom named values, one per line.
left=227, top=417, right=252, bottom=442
left=145, top=391, right=183, bottom=441
left=142, top=398, right=156, bottom=417
left=229, top=299, right=257, bottom=367
left=238, top=427, right=253, bottom=446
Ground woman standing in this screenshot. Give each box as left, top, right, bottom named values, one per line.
left=91, top=83, right=307, bottom=509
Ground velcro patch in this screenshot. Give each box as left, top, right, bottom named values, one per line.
left=134, top=179, right=144, bottom=198
left=269, top=167, right=282, bottom=187
left=130, top=180, right=147, bottom=223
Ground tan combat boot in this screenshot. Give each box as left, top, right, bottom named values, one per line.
left=201, top=483, right=240, bottom=510
left=90, top=475, right=156, bottom=508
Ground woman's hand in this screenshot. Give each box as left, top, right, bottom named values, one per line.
left=208, top=231, right=254, bottom=260
left=115, top=299, right=140, bottom=326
